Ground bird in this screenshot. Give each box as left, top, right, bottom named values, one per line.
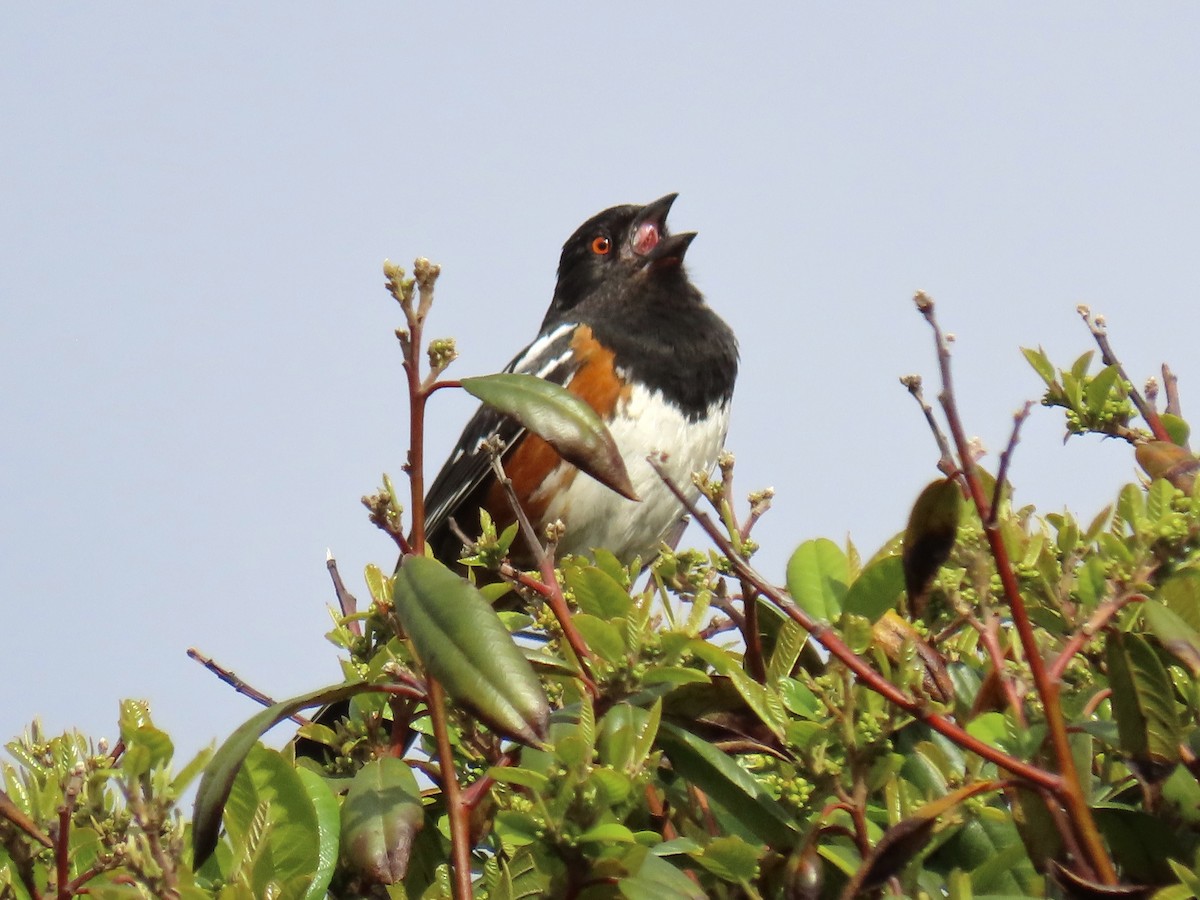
left=421, top=192, right=738, bottom=569
left=294, top=195, right=737, bottom=759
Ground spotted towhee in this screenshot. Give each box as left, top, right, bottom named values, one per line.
left=423, top=193, right=738, bottom=568
left=295, top=195, right=736, bottom=755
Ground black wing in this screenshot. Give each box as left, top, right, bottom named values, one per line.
left=422, top=323, right=580, bottom=559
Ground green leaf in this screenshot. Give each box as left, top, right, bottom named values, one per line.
left=693, top=835, right=762, bottom=882
left=1021, top=346, right=1056, bottom=387
left=766, top=620, right=807, bottom=685
left=392, top=555, right=549, bottom=746
left=577, top=822, right=637, bottom=844
left=726, top=667, right=785, bottom=741
left=573, top=614, right=627, bottom=663
left=294, top=767, right=339, bottom=900
left=1161, top=413, right=1191, bottom=446
left=1105, top=630, right=1181, bottom=766
left=192, top=681, right=373, bottom=866
left=1143, top=601, right=1200, bottom=676
left=461, top=372, right=637, bottom=500
left=486, top=766, right=550, bottom=793
left=619, top=847, right=707, bottom=899
left=1161, top=569, right=1200, bottom=634
left=657, top=722, right=798, bottom=847
left=1084, top=364, right=1121, bottom=412
left=1093, top=804, right=1185, bottom=884
left=223, top=744, right=322, bottom=897
left=785, top=538, right=849, bottom=623
left=340, top=757, right=424, bottom=884
left=564, top=565, right=633, bottom=618
left=1070, top=350, right=1095, bottom=381
left=843, top=554, right=904, bottom=624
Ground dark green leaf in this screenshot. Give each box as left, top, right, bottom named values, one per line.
left=1105, top=631, right=1181, bottom=766
left=393, top=555, right=549, bottom=746
left=1093, top=804, right=1184, bottom=885
left=657, top=722, right=798, bottom=847
left=1142, top=601, right=1200, bottom=675
left=1161, top=570, right=1200, bottom=633
left=340, top=757, right=424, bottom=884
left=461, top=372, right=637, bottom=500
left=902, top=478, right=961, bottom=609
left=193, top=681, right=373, bottom=866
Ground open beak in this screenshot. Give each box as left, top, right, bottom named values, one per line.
left=627, top=193, right=696, bottom=267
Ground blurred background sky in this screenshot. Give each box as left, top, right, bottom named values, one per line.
left=3, top=5, right=1199, bottom=761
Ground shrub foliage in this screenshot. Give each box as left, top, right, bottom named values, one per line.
left=4, top=270, right=1200, bottom=899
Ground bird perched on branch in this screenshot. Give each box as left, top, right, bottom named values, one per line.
left=423, top=193, right=738, bottom=568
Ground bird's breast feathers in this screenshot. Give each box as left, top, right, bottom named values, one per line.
left=532, top=378, right=730, bottom=563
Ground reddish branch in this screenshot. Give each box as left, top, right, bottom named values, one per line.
left=918, top=294, right=1117, bottom=884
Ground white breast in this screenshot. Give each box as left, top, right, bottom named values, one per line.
left=530, top=382, right=730, bottom=563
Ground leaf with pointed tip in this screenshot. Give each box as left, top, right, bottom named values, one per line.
left=192, top=681, right=373, bottom=866
left=657, top=722, right=798, bottom=847
left=1021, top=346, right=1057, bottom=387
left=462, top=372, right=637, bottom=500
left=392, top=555, right=549, bottom=747
left=1105, top=630, right=1181, bottom=767
left=1142, top=601, right=1200, bottom=676
left=340, top=757, right=424, bottom=884
left=902, top=478, right=961, bottom=610
left=842, top=781, right=1001, bottom=896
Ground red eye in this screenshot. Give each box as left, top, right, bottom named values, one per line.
left=591, top=236, right=611, bottom=255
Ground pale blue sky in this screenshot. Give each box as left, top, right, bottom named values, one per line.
left=4, top=5, right=1198, bottom=759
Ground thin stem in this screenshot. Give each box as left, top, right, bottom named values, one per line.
left=1079, top=305, right=1172, bottom=442
left=1163, top=363, right=1183, bottom=420
left=989, top=402, right=1034, bottom=527
left=1048, top=593, right=1144, bottom=682
left=54, top=769, right=81, bottom=900
left=325, top=552, right=361, bottom=636
left=920, top=294, right=1117, bottom=884
left=487, top=453, right=597, bottom=688
left=901, top=374, right=956, bottom=473
left=428, top=678, right=474, bottom=898
left=186, top=648, right=306, bottom=723
left=649, top=457, right=1062, bottom=792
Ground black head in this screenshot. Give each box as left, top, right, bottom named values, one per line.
left=541, top=194, right=699, bottom=330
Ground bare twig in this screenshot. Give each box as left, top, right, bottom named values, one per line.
left=1163, top=363, right=1183, bottom=420
left=649, top=456, right=1062, bottom=792
left=1048, top=592, right=1145, bottom=682
left=901, top=373, right=956, bottom=474
left=187, top=648, right=306, bottom=724
left=1078, top=305, right=1171, bottom=442
left=326, top=551, right=361, bottom=636
left=988, top=401, right=1034, bottom=526
left=487, top=451, right=597, bottom=688
left=921, top=294, right=1117, bottom=884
